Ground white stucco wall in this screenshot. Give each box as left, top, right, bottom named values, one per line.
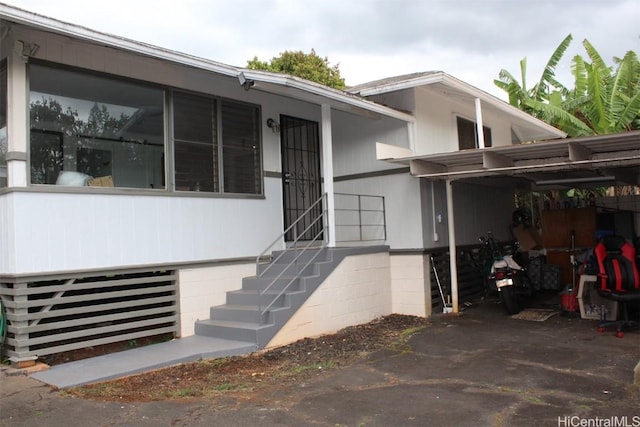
left=177, top=262, right=255, bottom=337
left=266, top=252, right=393, bottom=348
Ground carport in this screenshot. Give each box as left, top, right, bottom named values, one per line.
left=380, top=130, right=640, bottom=312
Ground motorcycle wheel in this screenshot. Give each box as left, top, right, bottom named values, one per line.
left=499, top=286, right=522, bottom=315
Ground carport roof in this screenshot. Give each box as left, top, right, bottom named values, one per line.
left=378, top=130, right=640, bottom=190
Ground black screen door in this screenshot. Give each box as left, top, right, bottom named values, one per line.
left=280, top=115, right=322, bottom=242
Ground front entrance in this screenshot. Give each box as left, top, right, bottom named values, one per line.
left=280, top=115, right=322, bottom=242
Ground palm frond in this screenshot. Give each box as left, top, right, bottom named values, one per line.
left=585, top=63, right=609, bottom=132
left=519, top=57, right=528, bottom=93
left=582, top=39, right=612, bottom=79
left=525, top=98, right=594, bottom=137
left=571, top=55, right=588, bottom=97
left=614, top=90, right=640, bottom=131
left=533, top=34, right=572, bottom=101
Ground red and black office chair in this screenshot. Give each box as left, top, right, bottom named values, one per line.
left=593, top=235, right=640, bottom=337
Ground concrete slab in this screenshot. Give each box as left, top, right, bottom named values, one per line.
left=30, top=335, right=257, bottom=388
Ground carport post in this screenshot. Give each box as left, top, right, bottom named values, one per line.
left=446, top=179, right=459, bottom=313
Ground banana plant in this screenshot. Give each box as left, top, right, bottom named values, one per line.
left=496, top=35, right=640, bottom=138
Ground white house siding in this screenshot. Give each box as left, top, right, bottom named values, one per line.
left=0, top=195, right=13, bottom=274
left=331, top=110, right=411, bottom=177
left=266, top=252, right=392, bottom=348
left=367, top=87, right=518, bottom=156
left=177, top=262, right=255, bottom=337
left=390, top=253, right=431, bottom=316
left=413, top=88, right=518, bottom=154
left=2, top=177, right=283, bottom=275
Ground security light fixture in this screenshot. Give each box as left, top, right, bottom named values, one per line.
left=237, top=72, right=255, bottom=91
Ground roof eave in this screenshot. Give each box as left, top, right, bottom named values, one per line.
left=0, top=4, right=239, bottom=78
left=239, top=69, right=416, bottom=123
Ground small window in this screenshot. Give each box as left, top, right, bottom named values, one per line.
left=173, top=92, right=218, bottom=192
left=172, top=91, right=262, bottom=195
left=221, top=100, right=261, bottom=194
left=457, top=116, right=491, bottom=150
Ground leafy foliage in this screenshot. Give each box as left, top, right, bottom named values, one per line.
left=247, top=49, right=346, bottom=89
left=495, top=34, right=640, bottom=137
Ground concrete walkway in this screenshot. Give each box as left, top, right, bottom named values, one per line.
left=30, top=336, right=257, bottom=388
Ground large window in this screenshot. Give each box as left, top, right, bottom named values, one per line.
left=0, top=61, right=6, bottom=187
left=173, top=91, right=261, bottom=194
left=29, top=64, right=165, bottom=188
left=457, top=116, right=492, bottom=150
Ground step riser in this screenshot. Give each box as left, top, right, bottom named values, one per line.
left=226, top=291, right=289, bottom=307
left=242, top=276, right=303, bottom=292
left=257, top=262, right=318, bottom=278
left=270, top=248, right=329, bottom=264
left=195, top=323, right=258, bottom=342
left=210, top=306, right=284, bottom=323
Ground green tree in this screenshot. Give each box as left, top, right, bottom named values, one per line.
left=495, top=35, right=640, bottom=137
left=247, top=49, right=346, bottom=89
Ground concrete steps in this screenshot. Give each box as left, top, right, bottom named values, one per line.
left=195, top=248, right=335, bottom=348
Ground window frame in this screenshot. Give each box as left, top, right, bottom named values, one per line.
left=456, top=115, right=492, bottom=150
left=171, top=89, right=263, bottom=196
left=28, top=60, right=167, bottom=190
left=24, top=61, right=264, bottom=198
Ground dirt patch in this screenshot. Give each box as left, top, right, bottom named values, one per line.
left=65, top=314, right=429, bottom=402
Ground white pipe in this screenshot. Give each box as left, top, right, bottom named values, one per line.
left=446, top=179, right=459, bottom=313
left=475, top=98, right=485, bottom=149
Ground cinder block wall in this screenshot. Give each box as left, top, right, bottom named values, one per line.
left=177, top=263, right=255, bottom=336
left=390, top=254, right=432, bottom=317
left=266, top=252, right=393, bottom=348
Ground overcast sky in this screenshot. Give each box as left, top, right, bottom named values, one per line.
left=4, top=0, right=639, bottom=99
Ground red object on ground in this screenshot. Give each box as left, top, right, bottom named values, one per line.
left=560, top=291, right=579, bottom=312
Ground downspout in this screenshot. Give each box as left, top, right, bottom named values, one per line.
left=446, top=179, right=459, bottom=313
left=321, top=104, right=336, bottom=247
left=474, top=98, right=485, bottom=149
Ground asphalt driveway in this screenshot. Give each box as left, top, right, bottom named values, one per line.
left=2, top=298, right=639, bottom=427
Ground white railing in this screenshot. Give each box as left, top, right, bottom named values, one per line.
left=334, top=192, right=387, bottom=243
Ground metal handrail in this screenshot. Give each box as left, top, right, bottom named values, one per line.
left=256, top=193, right=328, bottom=323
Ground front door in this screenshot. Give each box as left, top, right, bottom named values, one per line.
left=280, top=115, right=322, bottom=242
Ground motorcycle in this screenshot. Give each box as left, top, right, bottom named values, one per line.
left=479, top=232, right=533, bottom=315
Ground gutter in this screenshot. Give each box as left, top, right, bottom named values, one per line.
left=238, top=69, right=416, bottom=123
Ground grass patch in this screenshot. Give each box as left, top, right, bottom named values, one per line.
left=289, top=361, right=337, bottom=375
left=388, top=326, right=426, bottom=353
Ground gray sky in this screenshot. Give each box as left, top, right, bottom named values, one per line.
left=4, top=0, right=639, bottom=99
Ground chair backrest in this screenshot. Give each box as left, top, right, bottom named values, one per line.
left=593, top=235, right=640, bottom=293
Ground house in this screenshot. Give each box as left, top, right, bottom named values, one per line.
left=0, top=4, right=598, bottom=366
